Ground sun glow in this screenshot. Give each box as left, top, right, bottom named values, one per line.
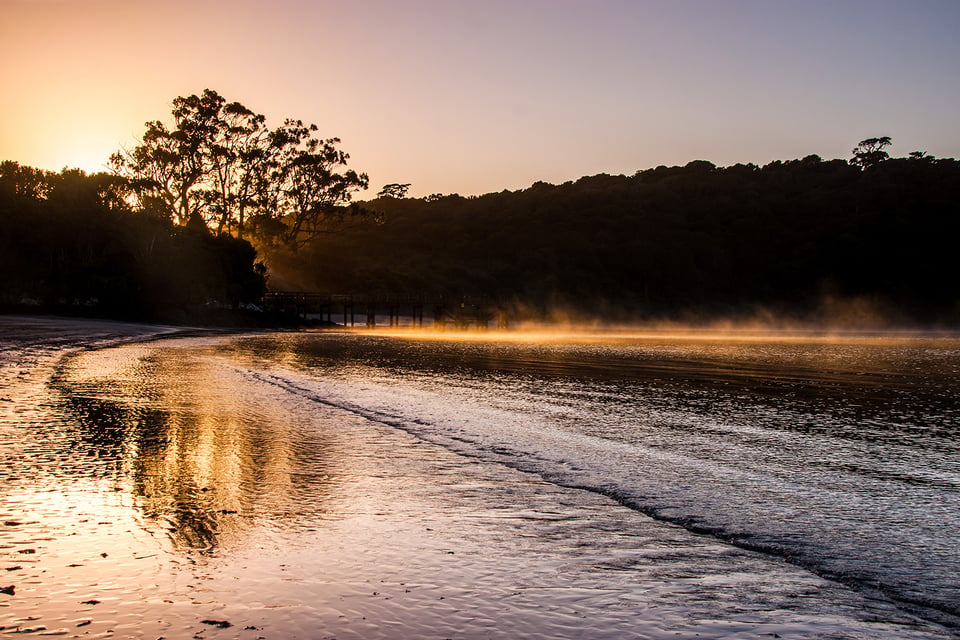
left=50, top=145, right=113, bottom=174
left=36, top=126, right=118, bottom=174
left=4, top=119, right=118, bottom=175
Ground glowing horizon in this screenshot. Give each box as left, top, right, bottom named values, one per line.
left=3, top=0, right=960, bottom=197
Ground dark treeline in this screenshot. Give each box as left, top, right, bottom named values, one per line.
left=277, top=145, right=960, bottom=324
left=4, top=86, right=960, bottom=328
left=0, top=162, right=266, bottom=323
left=1, top=88, right=370, bottom=325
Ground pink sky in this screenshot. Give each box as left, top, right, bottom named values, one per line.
left=3, top=0, right=959, bottom=197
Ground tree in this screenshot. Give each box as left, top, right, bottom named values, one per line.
left=205, top=100, right=272, bottom=237
left=255, top=119, right=369, bottom=251
left=0, top=161, right=52, bottom=202
left=1, top=162, right=267, bottom=317
left=851, top=136, right=892, bottom=169
left=378, top=183, right=411, bottom=198
left=110, top=89, right=226, bottom=225
left=111, top=89, right=369, bottom=250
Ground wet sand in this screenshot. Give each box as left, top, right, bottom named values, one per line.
left=1, top=316, right=956, bottom=639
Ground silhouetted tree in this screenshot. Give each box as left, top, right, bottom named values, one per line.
left=377, top=183, right=411, bottom=198
left=270, top=142, right=959, bottom=323
left=0, top=164, right=266, bottom=322
left=258, top=119, right=369, bottom=252
left=851, top=136, right=892, bottom=169
left=112, top=90, right=369, bottom=250
left=206, top=100, right=272, bottom=238
left=0, top=161, right=53, bottom=201
left=110, top=89, right=226, bottom=225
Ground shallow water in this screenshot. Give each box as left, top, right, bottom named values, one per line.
left=2, top=319, right=959, bottom=638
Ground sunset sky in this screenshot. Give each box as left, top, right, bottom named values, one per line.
left=3, top=0, right=959, bottom=197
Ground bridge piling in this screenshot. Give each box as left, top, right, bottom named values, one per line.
left=262, top=292, right=505, bottom=329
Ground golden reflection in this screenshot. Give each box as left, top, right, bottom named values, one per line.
left=276, top=326, right=960, bottom=402
left=51, top=328, right=960, bottom=554
left=55, top=343, right=340, bottom=553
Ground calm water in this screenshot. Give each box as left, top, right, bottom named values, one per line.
left=2, top=321, right=959, bottom=638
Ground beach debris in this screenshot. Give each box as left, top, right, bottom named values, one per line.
left=0, top=585, right=14, bottom=595
left=81, top=599, right=100, bottom=605
left=3, top=521, right=22, bottom=526
left=18, top=548, right=36, bottom=554
left=5, top=566, right=22, bottom=571
left=201, top=619, right=232, bottom=628
left=77, top=620, right=92, bottom=627
left=100, top=552, right=109, bottom=557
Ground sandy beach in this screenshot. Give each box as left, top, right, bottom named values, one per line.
left=1, top=316, right=957, bottom=639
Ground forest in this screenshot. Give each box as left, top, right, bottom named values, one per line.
left=0, top=162, right=266, bottom=324
left=3, top=89, right=959, bottom=326
left=280, top=144, right=960, bottom=325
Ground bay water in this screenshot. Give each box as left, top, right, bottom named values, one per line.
left=2, top=320, right=959, bottom=638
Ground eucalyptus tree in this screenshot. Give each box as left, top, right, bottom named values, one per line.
left=206, top=100, right=272, bottom=237
left=0, top=161, right=52, bottom=202
left=850, top=136, right=892, bottom=169
left=111, top=89, right=369, bottom=249
left=110, top=90, right=226, bottom=225
left=377, top=182, right=411, bottom=198
left=258, top=119, right=369, bottom=251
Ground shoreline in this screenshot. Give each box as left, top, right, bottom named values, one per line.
left=6, top=307, right=960, bottom=339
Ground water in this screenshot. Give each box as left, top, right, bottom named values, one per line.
left=2, top=318, right=959, bottom=638
left=222, top=332, right=960, bottom=618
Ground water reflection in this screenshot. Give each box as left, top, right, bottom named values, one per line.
left=50, top=343, right=345, bottom=552
left=224, top=331, right=960, bottom=444
left=9, top=328, right=960, bottom=636
left=210, top=331, right=960, bottom=626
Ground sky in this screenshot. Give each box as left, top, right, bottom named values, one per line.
left=3, top=0, right=960, bottom=197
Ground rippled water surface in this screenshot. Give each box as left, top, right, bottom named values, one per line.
left=2, top=318, right=959, bottom=639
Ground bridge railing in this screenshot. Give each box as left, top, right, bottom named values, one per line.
left=261, top=292, right=508, bottom=329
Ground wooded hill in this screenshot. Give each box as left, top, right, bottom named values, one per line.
left=271, top=152, right=960, bottom=324
left=0, top=163, right=266, bottom=324
left=4, top=98, right=959, bottom=327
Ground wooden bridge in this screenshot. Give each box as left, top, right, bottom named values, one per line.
left=261, top=292, right=509, bottom=329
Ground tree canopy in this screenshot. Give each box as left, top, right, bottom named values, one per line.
left=273, top=143, right=960, bottom=324
left=850, top=136, right=893, bottom=169
left=0, top=161, right=266, bottom=323
left=111, top=89, right=369, bottom=250
left=4, top=119, right=960, bottom=327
